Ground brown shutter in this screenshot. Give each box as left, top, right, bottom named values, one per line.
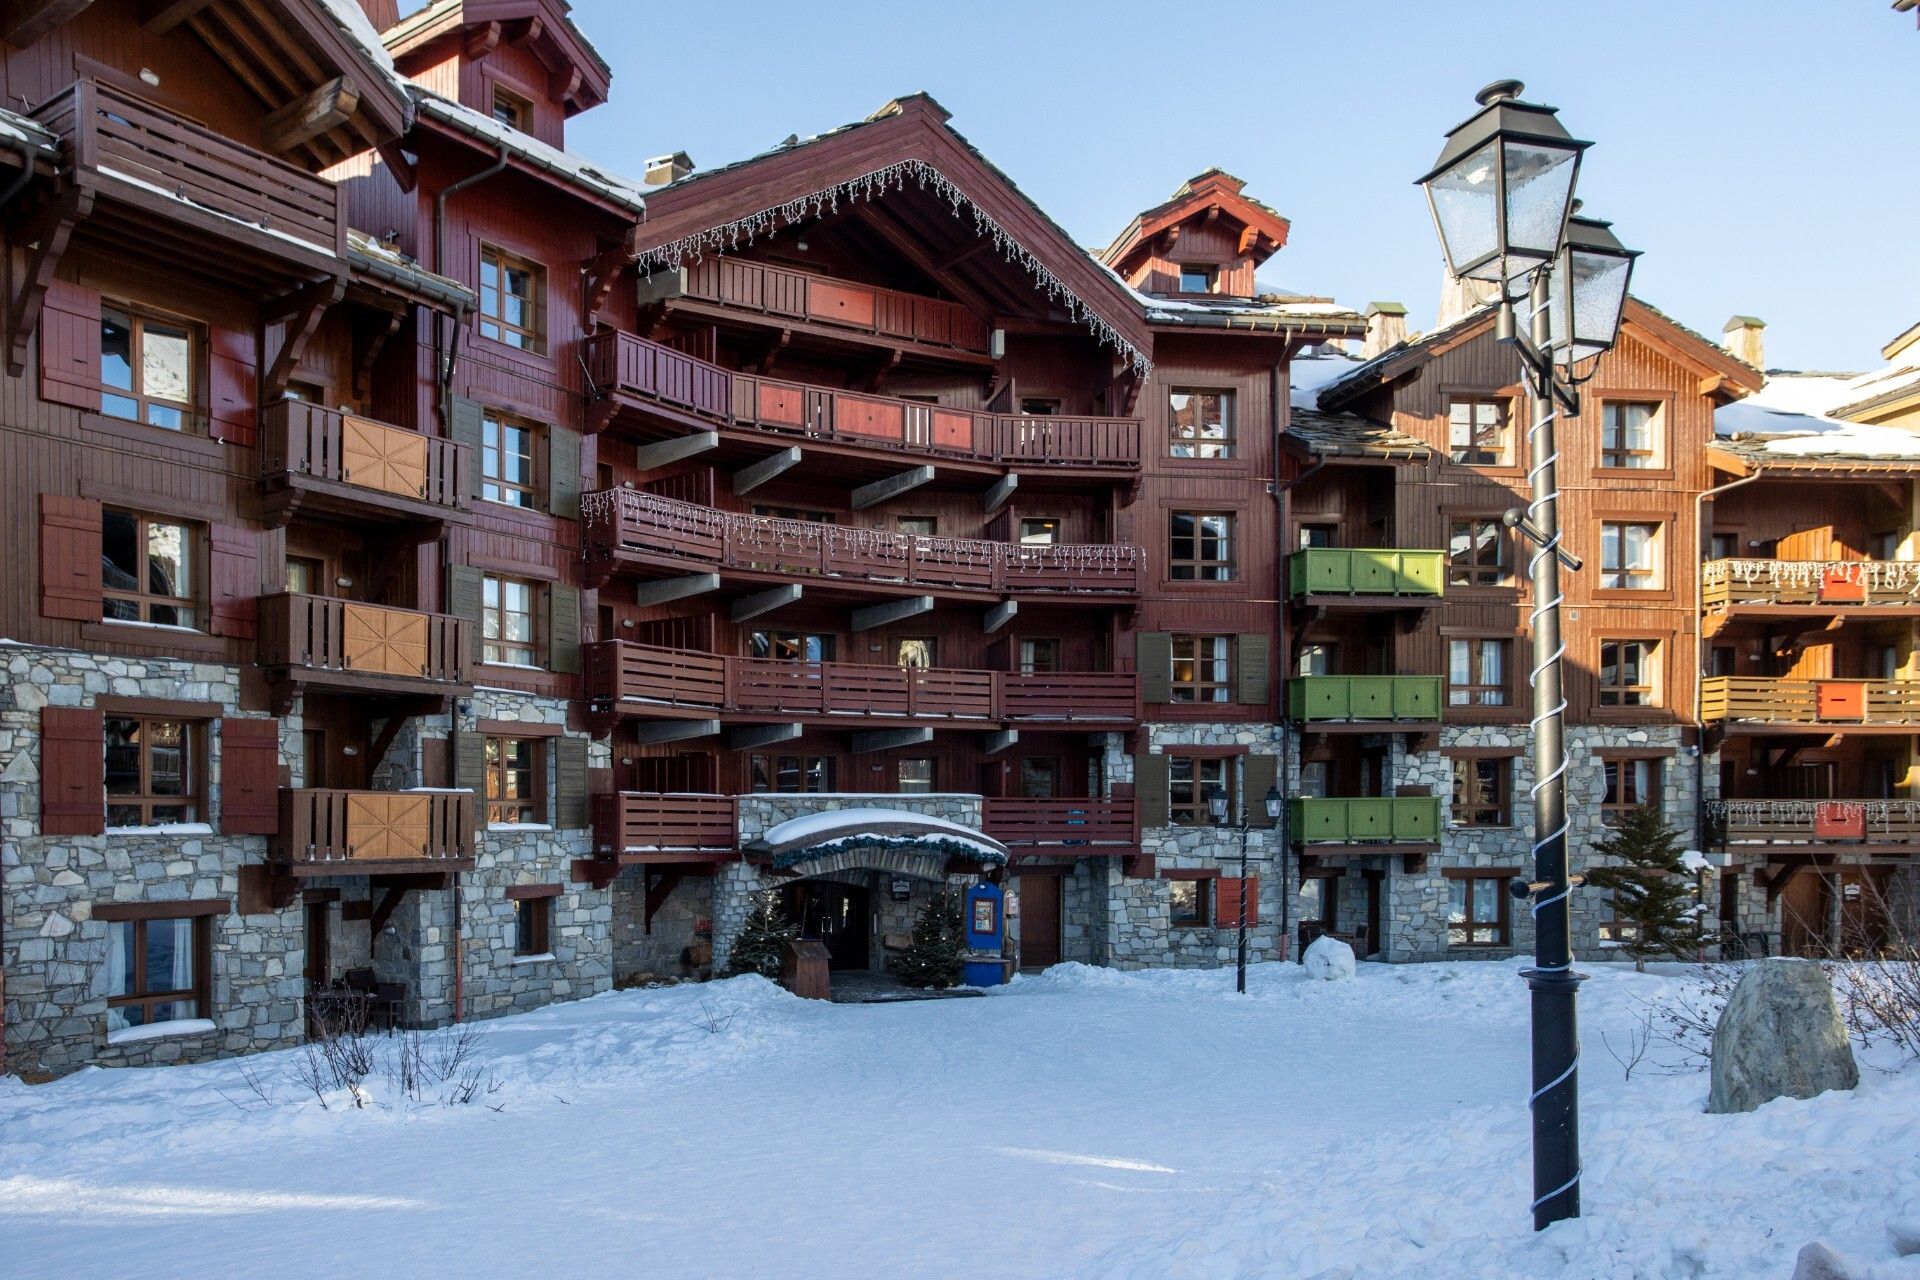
left=219, top=717, right=281, bottom=835
left=41, top=706, right=104, bottom=836
left=1135, top=753, right=1170, bottom=827
left=548, top=582, right=581, bottom=674
left=548, top=425, right=582, bottom=519
left=40, top=493, right=101, bottom=621
left=1215, top=876, right=1260, bottom=927
left=554, top=735, right=589, bottom=829
left=209, top=523, right=259, bottom=638
left=446, top=563, right=484, bottom=662
left=454, top=730, right=487, bottom=797
left=1243, top=754, right=1278, bottom=828
left=208, top=326, right=257, bottom=446
left=1237, top=634, right=1270, bottom=706
left=448, top=396, right=484, bottom=499
left=1136, top=632, right=1172, bottom=703
left=39, top=278, right=99, bottom=410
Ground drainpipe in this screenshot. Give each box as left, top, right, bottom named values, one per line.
left=433, top=145, right=510, bottom=433
left=1693, top=468, right=1765, bottom=860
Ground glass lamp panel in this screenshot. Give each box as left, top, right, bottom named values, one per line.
left=1425, top=141, right=1501, bottom=278
left=1501, top=141, right=1579, bottom=259
left=1570, top=248, right=1632, bottom=356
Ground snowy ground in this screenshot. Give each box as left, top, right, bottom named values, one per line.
left=2, top=958, right=1915, bottom=1279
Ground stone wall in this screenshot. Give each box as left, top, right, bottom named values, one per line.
left=611, top=868, right=711, bottom=982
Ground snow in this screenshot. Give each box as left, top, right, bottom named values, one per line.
left=485, top=823, right=552, bottom=833
left=1301, top=933, right=1357, bottom=980
left=105, top=1019, right=216, bottom=1047
left=1716, top=366, right=1920, bottom=458
left=760, top=805, right=990, bottom=846
left=3, top=958, right=1913, bottom=1279
left=1290, top=347, right=1368, bottom=409
left=104, top=823, right=213, bottom=836
left=1757, top=421, right=1920, bottom=460
left=312, top=0, right=412, bottom=103
left=412, top=91, right=647, bottom=214
left=97, top=166, right=338, bottom=258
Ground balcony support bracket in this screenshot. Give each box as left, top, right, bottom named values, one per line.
left=263, top=278, right=345, bottom=402
left=852, top=464, right=936, bottom=511
left=729, top=723, right=803, bottom=749
left=633, top=430, right=719, bottom=472
left=633, top=718, right=721, bottom=745
left=984, top=473, right=1018, bottom=515
left=570, top=857, right=620, bottom=892
left=5, top=184, right=92, bottom=377
left=732, top=446, right=803, bottom=495
left=636, top=572, right=721, bottom=607
left=852, top=727, right=934, bottom=754
left=730, top=584, right=803, bottom=622
left=984, top=729, right=1019, bottom=755
left=237, top=863, right=299, bottom=914
left=852, top=594, right=932, bottom=633
left=984, top=599, right=1018, bottom=633
left=643, top=868, right=686, bottom=933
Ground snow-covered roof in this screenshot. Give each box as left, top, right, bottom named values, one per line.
left=412, top=88, right=645, bottom=214
left=1091, top=259, right=1364, bottom=334
left=1714, top=357, right=1920, bottom=464
left=346, top=228, right=474, bottom=306
left=314, top=0, right=416, bottom=107
left=0, top=105, right=58, bottom=157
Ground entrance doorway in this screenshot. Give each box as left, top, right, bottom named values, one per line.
left=781, top=880, right=871, bottom=970
left=1779, top=871, right=1830, bottom=957
left=1361, top=869, right=1383, bottom=957
left=1016, top=872, right=1061, bottom=969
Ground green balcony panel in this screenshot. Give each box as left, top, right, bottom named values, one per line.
left=1289, top=676, right=1442, bottom=722
left=1288, top=549, right=1445, bottom=599
left=1290, top=796, right=1444, bottom=844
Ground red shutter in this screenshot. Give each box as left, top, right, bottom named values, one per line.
left=1215, top=876, right=1260, bottom=928
left=208, top=523, right=259, bottom=638
left=41, top=707, right=104, bottom=836
left=209, top=326, right=256, bottom=446
left=39, top=493, right=101, bottom=621
left=219, top=717, right=281, bottom=835
left=39, top=278, right=99, bottom=410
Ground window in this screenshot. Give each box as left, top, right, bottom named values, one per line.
left=101, top=303, right=196, bottom=430
left=1169, top=512, right=1235, bottom=581
left=1298, top=761, right=1330, bottom=799
left=482, top=574, right=540, bottom=666
left=896, top=638, right=935, bottom=668
left=1019, top=398, right=1061, bottom=416
left=1447, top=397, right=1512, bottom=466
left=1018, top=757, right=1058, bottom=799
left=478, top=245, right=544, bottom=352
left=1019, top=518, right=1061, bottom=546
left=1169, top=389, right=1235, bottom=459
left=1448, top=638, right=1508, bottom=706
left=1448, top=518, right=1511, bottom=587
left=751, top=755, right=835, bottom=793
left=1709, top=532, right=1740, bottom=560
left=284, top=556, right=321, bottom=595
left=750, top=632, right=834, bottom=663
left=491, top=85, right=530, bottom=130
left=1297, top=644, right=1332, bottom=677
left=1600, top=522, right=1662, bottom=590
left=514, top=898, right=550, bottom=957
left=1018, top=638, right=1059, bottom=674
left=896, top=516, right=937, bottom=537
left=1178, top=263, right=1219, bottom=294
left=1601, top=402, right=1661, bottom=469
left=1598, top=897, right=1641, bottom=947
left=485, top=736, right=543, bottom=826
left=1171, top=635, right=1233, bottom=703
left=1599, top=640, right=1660, bottom=707
left=107, top=915, right=207, bottom=1033
left=1603, top=757, right=1663, bottom=826
left=102, top=510, right=197, bottom=628
left=105, top=717, right=199, bottom=827
left=1168, top=878, right=1212, bottom=927
left=1451, top=757, right=1512, bottom=827
left=897, top=759, right=935, bottom=793
left=1448, top=875, right=1509, bottom=947
left=1169, top=754, right=1231, bottom=826
left=481, top=409, right=540, bottom=508
left=1298, top=524, right=1336, bottom=550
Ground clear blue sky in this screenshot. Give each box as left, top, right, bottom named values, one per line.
left=562, top=0, right=1917, bottom=372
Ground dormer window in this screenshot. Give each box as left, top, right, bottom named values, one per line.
left=1178, top=263, right=1219, bottom=294
left=491, top=86, right=530, bottom=131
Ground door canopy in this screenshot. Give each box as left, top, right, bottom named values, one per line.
left=752, top=807, right=1010, bottom=877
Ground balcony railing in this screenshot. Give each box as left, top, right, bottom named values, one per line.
left=982, top=797, right=1138, bottom=852
left=1289, top=548, right=1446, bottom=599
left=678, top=257, right=992, bottom=354
left=1291, top=796, right=1444, bottom=844
left=1700, top=676, right=1920, bottom=725
left=276, top=789, right=474, bottom=868
left=591, top=792, right=737, bottom=857
left=262, top=402, right=470, bottom=516
left=258, top=593, right=471, bottom=690
left=581, top=488, right=1141, bottom=598
left=1290, top=675, right=1442, bottom=722
left=1708, top=799, right=1920, bottom=847
left=584, top=641, right=1138, bottom=725
left=1702, top=558, right=1920, bottom=610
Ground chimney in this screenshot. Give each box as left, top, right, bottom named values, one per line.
left=1723, top=315, right=1766, bottom=369
left=1436, top=270, right=1499, bottom=327
left=644, top=152, right=695, bottom=187
left=357, top=0, right=400, bottom=32
left=1362, top=302, right=1409, bottom=359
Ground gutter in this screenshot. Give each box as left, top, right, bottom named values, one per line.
left=433, top=144, right=509, bottom=434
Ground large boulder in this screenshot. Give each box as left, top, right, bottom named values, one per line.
left=1706, top=959, right=1858, bottom=1114
left=1302, top=935, right=1356, bottom=982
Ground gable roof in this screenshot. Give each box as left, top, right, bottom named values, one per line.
left=383, top=0, right=611, bottom=115
left=412, top=87, right=646, bottom=215
left=1100, top=169, right=1292, bottom=278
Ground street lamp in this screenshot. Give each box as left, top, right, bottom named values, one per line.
left=1211, top=784, right=1283, bottom=995
left=1419, top=79, right=1637, bottom=1233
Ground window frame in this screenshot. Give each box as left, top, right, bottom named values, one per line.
left=1602, top=755, right=1665, bottom=826
left=477, top=243, right=547, bottom=354
left=1170, top=634, right=1234, bottom=703
left=491, top=84, right=532, bottom=131
left=1599, top=521, right=1664, bottom=591
left=513, top=896, right=551, bottom=957
left=897, top=758, right=936, bottom=793
left=1177, top=263, right=1220, bottom=294
left=1018, top=638, right=1060, bottom=675
left=1600, top=400, right=1664, bottom=470
left=485, top=734, right=546, bottom=827
left=1447, top=873, right=1511, bottom=947
left=1168, top=510, right=1237, bottom=582
left=1447, top=637, right=1510, bottom=707
left=1450, top=754, right=1513, bottom=828
left=1168, top=752, right=1234, bottom=826
left=102, top=508, right=200, bottom=630
left=1168, top=388, right=1236, bottom=460
left=481, top=573, right=543, bottom=668
left=1598, top=637, right=1662, bottom=708
left=1447, top=516, right=1513, bottom=588
left=1018, top=517, right=1062, bottom=545
left=479, top=407, right=543, bottom=510
left=100, top=300, right=201, bottom=432
left=105, top=913, right=211, bottom=1032
left=1446, top=395, right=1515, bottom=468
left=1167, top=876, right=1213, bottom=927
left=104, top=714, right=203, bottom=828
left=749, top=754, right=836, bottom=793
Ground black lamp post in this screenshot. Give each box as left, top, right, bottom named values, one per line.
left=1418, top=79, right=1637, bottom=1232
left=1211, top=783, right=1283, bottom=994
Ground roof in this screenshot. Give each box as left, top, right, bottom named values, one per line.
left=411, top=87, right=646, bottom=215
left=347, top=229, right=474, bottom=309
left=1712, top=356, right=1920, bottom=468
left=1099, top=169, right=1292, bottom=275
left=0, top=106, right=60, bottom=159
left=383, top=0, right=611, bottom=114
left=1099, top=262, right=1364, bottom=336
left=1287, top=405, right=1432, bottom=459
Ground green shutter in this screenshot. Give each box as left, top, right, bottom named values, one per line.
left=554, top=735, right=589, bottom=830
left=447, top=563, right=485, bottom=663
left=453, top=731, right=486, bottom=798
left=548, top=582, right=581, bottom=674
left=1137, top=632, right=1172, bottom=703
left=1243, top=754, right=1278, bottom=828
left=1237, top=634, right=1270, bottom=706
left=1136, top=754, right=1170, bottom=828
left=548, top=425, right=582, bottom=519
left=448, top=396, right=484, bottom=500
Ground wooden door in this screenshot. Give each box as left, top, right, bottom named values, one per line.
left=1362, top=871, right=1383, bottom=957
left=304, top=900, right=331, bottom=986
left=1780, top=871, right=1831, bottom=958
left=1018, top=873, right=1061, bottom=969
left=782, top=881, right=870, bottom=971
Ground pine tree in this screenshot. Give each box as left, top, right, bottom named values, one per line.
left=725, top=891, right=797, bottom=980
left=891, top=889, right=966, bottom=989
left=1585, top=804, right=1708, bottom=972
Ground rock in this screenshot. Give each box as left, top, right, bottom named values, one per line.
left=1791, top=1242, right=1859, bottom=1280
left=1706, top=959, right=1858, bottom=1114
left=1302, top=935, right=1356, bottom=982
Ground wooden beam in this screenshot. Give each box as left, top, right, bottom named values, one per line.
left=852, top=595, right=932, bottom=633
left=984, top=473, right=1018, bottom=514
left=463, top=19, right=501, bottom=59
left=984, top=729, right=1018, bottom=755
left=633, top=719, right=721, bottom=745
left=851, top=727, right=933, bottom=754
left=635, top=573, right=721, bottom=607
left=852, top=464, right=935, bottom=511
left=262, top=76, right=360, bottom=156
left=632, top=431, right=718, bottom=471
left=0, top=0, right=91, bottom=46
left=6, top=186, right=92, bottom=377
left=139, top=0, right=212, bottom=33
left=570, top=857, right=618, bottom=891
left=732, top=446, right=802, bottom=495
left=582, top=226, right=638, bottom=328
left=729, top=723, right=802, bottom=749
left=730, top=584, right=803, bottom=622
left=984, top=599, right=1018, bottom=633
left=353, top=306, right=405, bottom=404
left=263, top=279, right=344, bottom=402
left=643, top=868, right=685, bottom=932
left=369, top=884, right=410, bottom=937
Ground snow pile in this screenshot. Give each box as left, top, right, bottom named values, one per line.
left=1302, top=933, right=1357, bottom=981
left=1716, top=364, right=1920, bottom=461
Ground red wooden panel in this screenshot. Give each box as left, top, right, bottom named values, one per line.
left=806, top=281, right=876, bottom=328
left=1818, top=565, right=1867, bottom=603
left=1215, top=876, right=1259, bottom=927
left=1817, top=682, right=1865, bottom=720
left=834, top=394, right=903, bottom=440
left=1814, top=801, right=1867, bottom=841
left=39, top=277, right=100, bottom=410
left=209, top=523, right=259, bottom=639
left=219, top=717, right=281, bottom=835
left=41, top=707, right=104, bottom=836
left=40, top=493, right=101, bottom=621
left=209, top=326, right=257, bottom=446
left=931, top=410, right=973, bottom=449
left=757, top=383, right=806, bottom=427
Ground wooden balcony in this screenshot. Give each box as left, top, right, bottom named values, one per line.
left=1701, top=676, right=1920, bottom=733
left=580, top=488, right=1141, bottom=602
left=1290, top=676, right=1441, bottom=724
left=258, top=594, right=472, bottom=707
left=1291, top=797, right=1443, bottom=851
left=1709, top=799, right=1920, bottom=855
left=33, top=80, right=344, bottom=286
left=591, top=792, right=738, bottom=861
left=583, top=641, right=1137, bottom=729
left=274, top=789, right=474, bottom=874
left=584, top=329, right=1140, bottom=473
left=1702, top=558, right=1920, bottom=629
left=261, top=402, right=473, bottom=526
left=1288, top=548, right=1446, bottom=607
left=982, top=797, right=1138, bottom=855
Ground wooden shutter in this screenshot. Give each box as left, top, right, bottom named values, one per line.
left=208, top=326, right=257, bottom=446
left=41, top=707, right=103, bottom=836
left=548, top=582, right=581, bottom=674
left=1215, top=876, right=1260, bottom=927
left=1135, top=753, right=1170, bottom=827
left=39, top=278, right=99, bottom=410
left=1243, top=754, right=1278, bottom=828
left=446, top=563, right=485, bottom=662
left=554, top=735, right=589, bottom=829
left=453, top=730, right=486, bottom=797
left=1136, top=632, right=1172, bottom=703
left=40, top=493, right=101, bottom=621
left=1237, top=634, right=1271, bottom=706
left=209, top=523, right=259, bottom=638
left=448, top=395, right=484, bottom=499
left=219, top=717, right=281, bottom=835
left=548, top=425, right=582, bottom=519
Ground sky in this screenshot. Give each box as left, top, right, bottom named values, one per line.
left=558, top=0, right=1918, bottom=372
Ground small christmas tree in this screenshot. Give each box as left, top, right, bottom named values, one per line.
left=725, top=891, right=797, bottom=979
left=892, top=889, right=966, bottom=989
left=1585, top=804, right=1708, bottom=972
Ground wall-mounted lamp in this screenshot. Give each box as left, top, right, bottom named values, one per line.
left=335, top=576, right=354, bottom=589
left=139, top=68, right=160, bottom=86
left=341, top=746, right=359, bottom=757
left=621, top=618, right=634, bottom=629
